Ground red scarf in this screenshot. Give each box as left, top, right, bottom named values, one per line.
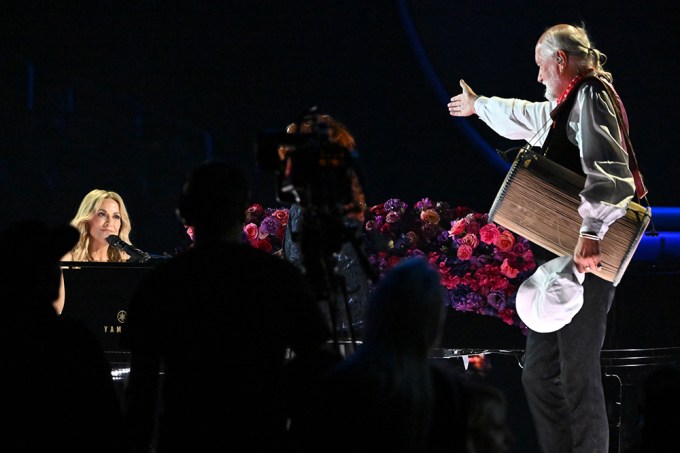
left=556, top=73, right=588, bottom=105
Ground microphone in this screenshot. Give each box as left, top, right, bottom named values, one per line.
left=106, top=235, right=151, bottom=262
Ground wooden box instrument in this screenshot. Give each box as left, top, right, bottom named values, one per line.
left=488, top=148, right=651, bottom=286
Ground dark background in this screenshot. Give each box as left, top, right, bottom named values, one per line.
left=2, top=3, right=677, bottom=451
left=1, top=0, right=677, bottom=254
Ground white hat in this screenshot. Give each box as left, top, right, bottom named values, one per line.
left=516, top=255, right=586, bottom=333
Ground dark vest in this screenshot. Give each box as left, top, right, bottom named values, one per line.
left=540, top=77, right=610, bottom=177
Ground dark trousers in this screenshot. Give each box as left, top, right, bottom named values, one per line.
left=522, top=270, right=615, bottom=453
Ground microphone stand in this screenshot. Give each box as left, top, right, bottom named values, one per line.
left=106, top=235, right=151, bottom=263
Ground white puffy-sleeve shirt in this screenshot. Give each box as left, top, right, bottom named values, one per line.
left=473, top=84, right=635, bottom=239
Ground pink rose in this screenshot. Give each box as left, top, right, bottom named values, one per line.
left=245, top=203, right=265, bottom=223
left=457, top=244, right=473, bottom=260
left=272, top=209, right=289, bottom=227
left=479, top=223, right=500, bottom=245
left=448, top=218, right=467, bottom=237
left=436, top=260, right=450, bottom=275
left=495, top=230, right=516, bottom=252
left=420, top=208, right=441, bottom=225
left=460, top=233, right=479, bottom=249
left=243, top=223, right=259, bottom=242
left=500, top=258, right=520, bottom=278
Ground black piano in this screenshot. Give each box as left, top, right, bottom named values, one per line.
left=60, top=262, right=156, bottom=372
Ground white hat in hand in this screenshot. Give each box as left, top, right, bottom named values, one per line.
left=516, top=255, right=586, bottom=333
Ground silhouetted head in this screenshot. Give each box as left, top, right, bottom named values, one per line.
left=362, top=257, right=447, bottom=355
left=0, top=219, right=79, bottom=308
left=176, top=160, right=249, bottom=242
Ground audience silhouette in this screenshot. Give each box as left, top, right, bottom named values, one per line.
left=121, top=159, right=336, bottom=452
left=1, top=219, right=129, bottom=453
left=288, top=257, right=512, bottom=452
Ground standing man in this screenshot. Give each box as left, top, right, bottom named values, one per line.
left=448, top=23, right=645, bottom=453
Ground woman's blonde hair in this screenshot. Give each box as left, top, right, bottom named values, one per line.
left=68, top=189, right=133, bottom=262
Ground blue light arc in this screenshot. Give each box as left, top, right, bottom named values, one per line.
left=396, top=0, right=510, bottom=174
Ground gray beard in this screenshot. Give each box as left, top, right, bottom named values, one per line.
left=544, top=88, right=558, bottom=102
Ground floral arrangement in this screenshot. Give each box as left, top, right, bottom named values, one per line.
left=363, top=198, right=536, bottom=332
left=243, top=203, right=289, bottom=257
left=241, top=198, right=537, bottom=332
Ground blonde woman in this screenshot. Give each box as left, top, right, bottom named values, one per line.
left=62, top=189, right=134, bottom=262
left=57, top=189, right=135, bottom=313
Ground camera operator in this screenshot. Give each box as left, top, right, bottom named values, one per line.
left=273, top=112, right=372, bottom=351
